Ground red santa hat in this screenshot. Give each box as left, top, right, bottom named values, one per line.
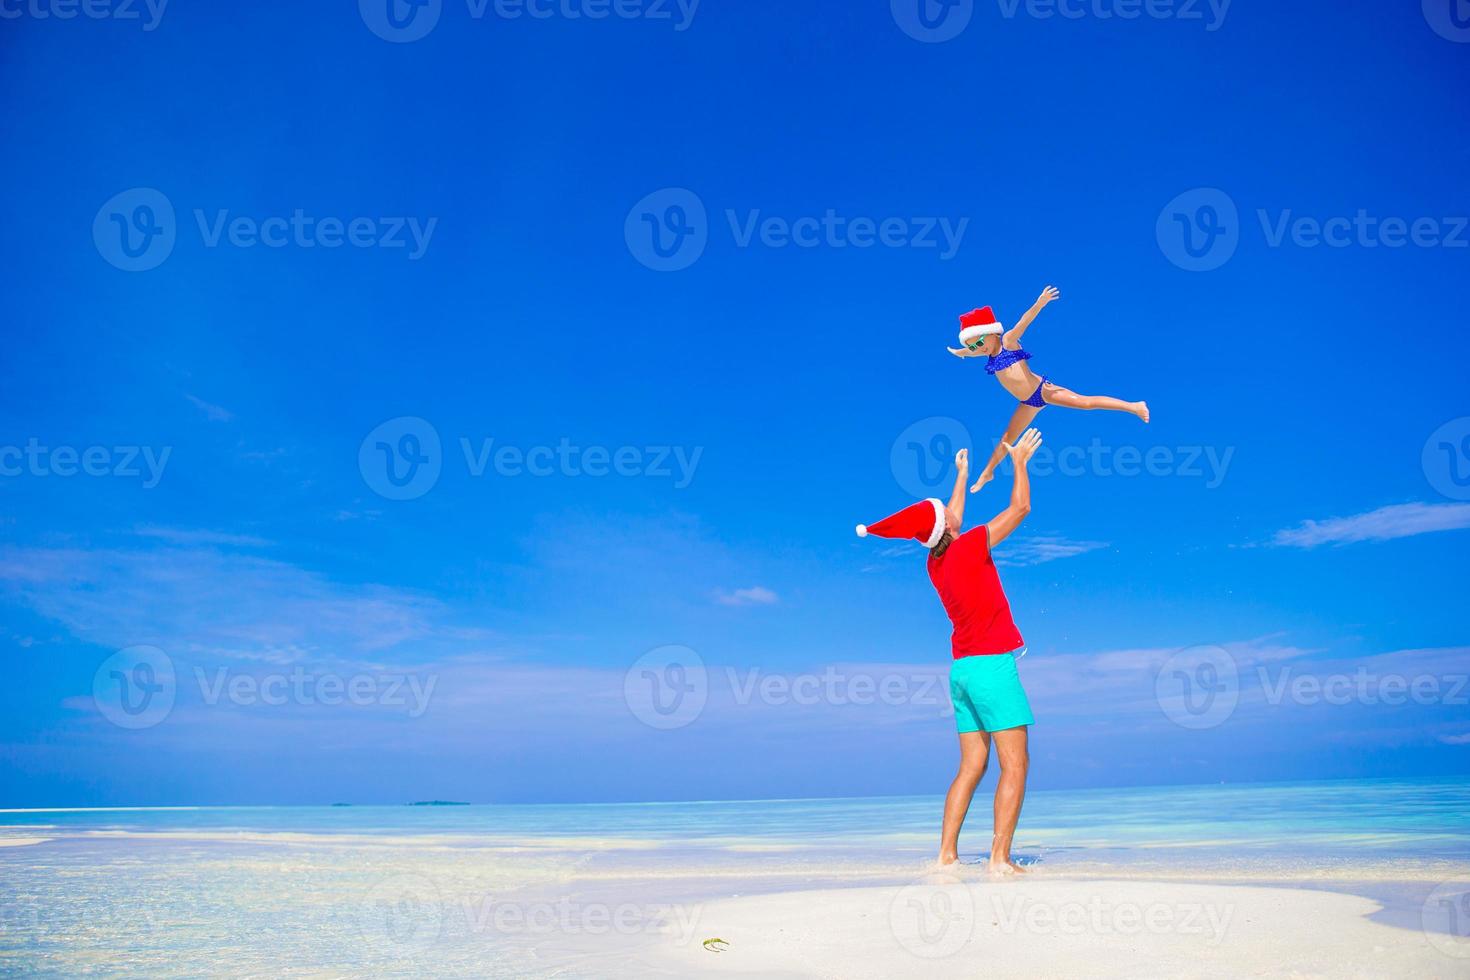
left=855, top=498, right=947, bottom=549
left=958, top=306, right=1004, bottom=344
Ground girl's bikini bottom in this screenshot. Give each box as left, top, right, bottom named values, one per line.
left=1020, top=376, right=1051, bottom=408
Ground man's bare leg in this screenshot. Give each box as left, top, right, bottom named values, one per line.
left=938, top=731, right=991, bottom=865
left=989, top=726, right=1029, bottom=874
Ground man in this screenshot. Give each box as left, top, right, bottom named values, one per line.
left=855, top=428, right=1042, bottom=873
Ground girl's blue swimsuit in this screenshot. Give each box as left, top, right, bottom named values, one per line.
left=985, top=348, right=1031, bottom=375
left=986, top=347, right=1050, bottom=407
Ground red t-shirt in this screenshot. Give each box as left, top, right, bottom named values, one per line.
left=926, top=526, right=1024, bottom=658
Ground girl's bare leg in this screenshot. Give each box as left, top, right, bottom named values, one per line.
left=1043, top=385, right=1149, bottom=423
left=971, top=403, right=1042, bottom=492
left=939, top=730, right=991, bottom=865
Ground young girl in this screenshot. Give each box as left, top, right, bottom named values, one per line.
left=950, top=286, right=1148, bottom=492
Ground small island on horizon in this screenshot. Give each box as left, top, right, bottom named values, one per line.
left=407, top=800, right=470, bottom=806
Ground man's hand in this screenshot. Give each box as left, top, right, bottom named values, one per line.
left=986, top=429, right=1041, bottom=547
left=955, top=448, right=969, bottom=473
left=1036, top=285, right=1060, bottom=307
left=1002, top=428, right=1042, bottom=465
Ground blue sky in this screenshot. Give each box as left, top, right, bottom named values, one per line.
left=1, top=0, right=1468, bottom=806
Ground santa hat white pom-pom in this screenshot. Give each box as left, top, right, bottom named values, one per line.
left=855, top=524, right=868, bottom=537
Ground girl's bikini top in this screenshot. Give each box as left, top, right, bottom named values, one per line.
left=985, top=348, right=1032, bottom=375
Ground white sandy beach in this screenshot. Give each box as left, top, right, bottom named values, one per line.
left=3, top=787, right=1466, bottom=978
left=652, top=877, right=1466, bottom=979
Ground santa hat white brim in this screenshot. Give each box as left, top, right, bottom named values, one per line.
left=921, top=498, right=946, bottom=548
left=958, top=323, right=1004, bottom=343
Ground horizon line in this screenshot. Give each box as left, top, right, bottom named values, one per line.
left=2, top=773, right=1463, bottom=814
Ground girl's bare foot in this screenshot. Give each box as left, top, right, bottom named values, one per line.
left=1133, top=401, right=1150, bottom=423
left=938, top=850, right=959, bottom=866
left=969, top=470, right=994, bottom=493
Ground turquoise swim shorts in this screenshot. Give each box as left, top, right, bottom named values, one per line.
left=950, top=651, right=1034, bottom=733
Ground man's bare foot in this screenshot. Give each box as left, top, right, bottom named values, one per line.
left=969, top=470, right=994, bottom=493
left=938, top=851, right=959, bottom=866
left=1133, top=401, right=1150, bottom=423
left=988, top=857, right=1027, bottom=875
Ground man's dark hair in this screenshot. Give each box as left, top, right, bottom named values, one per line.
left=929, top=530, right=955, bottom=559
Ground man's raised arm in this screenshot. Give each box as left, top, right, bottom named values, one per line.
left=946, top=449, right=970, bottom=529
left=985, top=429, right=1042, bottom=547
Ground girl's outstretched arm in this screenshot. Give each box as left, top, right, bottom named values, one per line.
left=1002, top=285, right=1060, bottom=350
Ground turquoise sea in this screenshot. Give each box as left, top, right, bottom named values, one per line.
left=2, top=777, right=1467, bottom=977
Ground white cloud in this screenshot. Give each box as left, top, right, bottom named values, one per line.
left=0, top=540, right=451, bottom=666
left=1272, top=502, right=1470, bottom=548
left=184, top=393, right=233, bottom=422
left=331, top=508, right=382, bottom=522
left=715, top=586, right=780, bottom=607
left=994, top=536, right=1109, bottom=567
left=864, top=535, right=1108, bottom=569
left=7, top=526, right=1466, bottom=797
left=134, top=526, right=271, bottom=548
left=7, top=521, right=1462, bottom=776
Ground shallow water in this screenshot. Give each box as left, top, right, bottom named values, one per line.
left=2, top=777, right=1467, bottom=977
